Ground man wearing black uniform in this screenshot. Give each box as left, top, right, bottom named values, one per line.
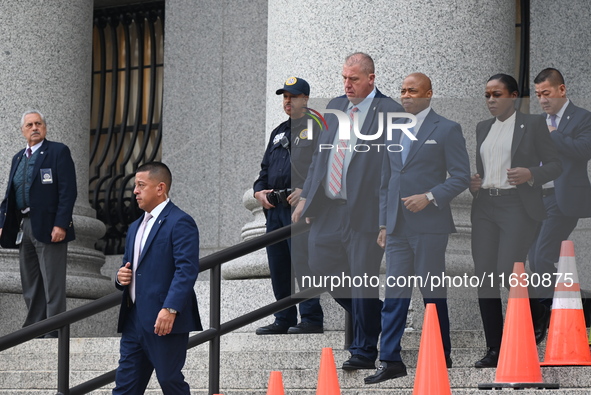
left=253, top=77, right=324, bottom=334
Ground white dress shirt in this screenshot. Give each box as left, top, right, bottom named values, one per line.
left=481, top=112, right=516, bottom=189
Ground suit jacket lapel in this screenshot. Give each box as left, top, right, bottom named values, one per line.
left=138, top=201, right=172, bottom=265
left=10, top=150, right=25, bottom=183
left=475, top=118, right=495, bottom=175
left=557, top=102, right=576, bottom=132
left=404, top=109, right=437, bottom=166
left=511, top=112, right=525, bottom=161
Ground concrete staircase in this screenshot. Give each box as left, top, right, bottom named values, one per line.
left=1, top=330, right=591, bottom=394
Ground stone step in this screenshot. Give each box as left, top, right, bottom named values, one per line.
left=3, top=392, right=591, bottom=395
left=0, top=331, right=589, bottom=394
left=0, top=347, right=549, bottom=371
left=0, top=366, right=587, bottom=391
left=0, top=329, right=490, bottom=354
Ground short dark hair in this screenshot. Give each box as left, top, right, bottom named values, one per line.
left=136, top=161, right=172, bottom=191
left=534, top=68, right=565, bottom=86
left=487, top=73, right=519, bottom=96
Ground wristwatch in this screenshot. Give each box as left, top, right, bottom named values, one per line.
left=166, top=308, right=177, bottom=314
left=425, top=192, right=434, bottom=202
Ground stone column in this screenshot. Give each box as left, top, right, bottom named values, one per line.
left=161, top=0, right=268, bottom=258
left=530, top=0, right=591, bottom=287
left=263, top=0, right=516, bottom=330
left=0, top=0, right=111, bottom=299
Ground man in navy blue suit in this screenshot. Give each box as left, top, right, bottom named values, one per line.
left=0, top=110, right=77, bottom=337
left=114, top=162, right=201, bottom=394
left=365, top=73, right=470, bottom=384
left=529, top=68, right=591, bottom=308
left=292, top=52, right=403, bottom=371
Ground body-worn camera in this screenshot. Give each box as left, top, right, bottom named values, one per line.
left=266, top=188, right=292, bottom=208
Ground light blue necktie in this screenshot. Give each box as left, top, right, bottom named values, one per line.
left=401, top=126, right=415, bottom=165
left=550, top=114, right=558, bottom=128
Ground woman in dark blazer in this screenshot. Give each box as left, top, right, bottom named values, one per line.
left=470, top=74, right=562, bottom=368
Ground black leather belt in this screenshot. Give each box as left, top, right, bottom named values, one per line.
left=482, top=188, right=518, bottom=197
left=542, top=187, right=555, bottom=197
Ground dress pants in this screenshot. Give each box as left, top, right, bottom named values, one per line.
left=265, top=204, right=323, bottom=328
left=308, top=202, right=383, bottom=360
left=379, top=210, right=451, bottom=362
left=528, top=193, right=579, bottom=304
left=472, top=193, right=540, bottom=348
left=19, top=217, right=67, bottom=328
left=113, top=306, right=190, bottom=395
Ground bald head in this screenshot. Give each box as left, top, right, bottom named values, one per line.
left=400, top=73, right=433, bottom=115
left=405, top=73, right=432, bottom=90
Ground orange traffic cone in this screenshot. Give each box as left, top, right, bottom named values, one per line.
left=412, top=303, right=451, bottom=395
left=316, top=347, right=341, bottom=395
left=266, top=371, right=285, bottom=395
left=479, top=262, right=558, bottom=389
left=541, top=241, right=591, bottom=366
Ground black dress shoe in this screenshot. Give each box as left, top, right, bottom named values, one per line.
left=534, top=305, right=551, bottom=344
left=287, top=322, right=324, bottom=334
left=342, top=354, right=375, bottom=370
left=255, top=323, right=289, bottom=335
left=364, top=361, right=407, bottom=384
left=446, top=356, right=452, bottom=368
left=474, top=348, right=499, bottom=368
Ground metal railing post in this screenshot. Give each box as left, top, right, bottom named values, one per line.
left=208, top=263, right=222, bottom=394
left=344, top=311, right=353, bottom=350
left=1, top=223, right=315, bottom=395
left=57, top=324, right=70, bottom=395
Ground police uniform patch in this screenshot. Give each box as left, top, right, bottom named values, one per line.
left=285, top=77, right=297, bottom=86
left=299, top=129, right=308, bottom=140
left=273, top=132, right=286, bottom=145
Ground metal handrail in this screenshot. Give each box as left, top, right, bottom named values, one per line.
left=68, top=286, right=325, bottom=394
left=0, top=220, right=317, bottom=394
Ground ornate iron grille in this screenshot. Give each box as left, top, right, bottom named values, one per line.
left=89, top=2, right=164, bottom=254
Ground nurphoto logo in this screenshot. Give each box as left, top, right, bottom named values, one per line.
left=302, top=108, right=418, bottom=152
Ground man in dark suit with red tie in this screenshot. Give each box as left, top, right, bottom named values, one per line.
left=529, top=68, right=591, bottom=312
left=293, top=52, right=403, bottom=371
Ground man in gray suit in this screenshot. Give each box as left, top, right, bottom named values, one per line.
left=365, top=73, right=470, bottom=384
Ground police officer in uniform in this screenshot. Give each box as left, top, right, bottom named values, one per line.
left=253, top=77, right=324, bottom=334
